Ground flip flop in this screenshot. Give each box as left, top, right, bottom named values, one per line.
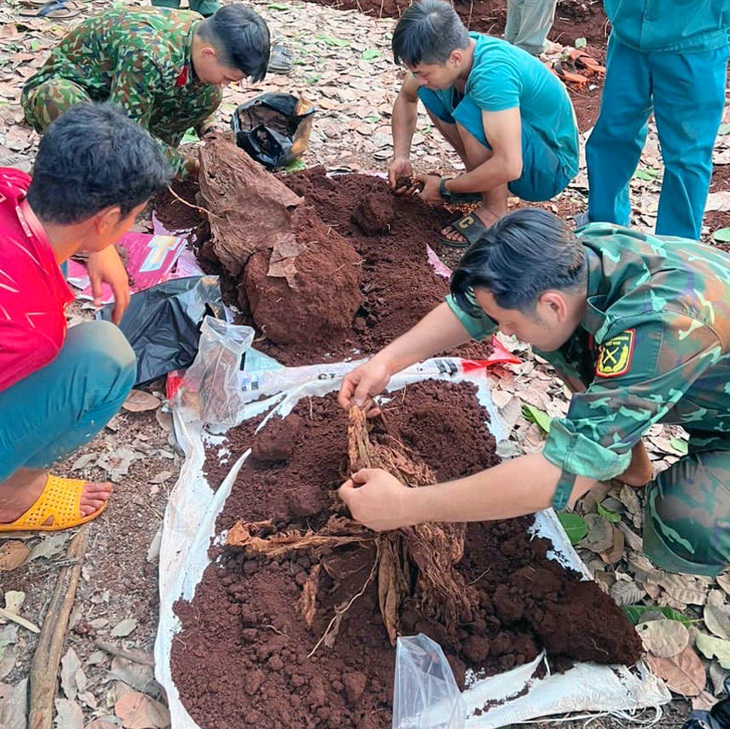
left=0, top=474, right=107, bottom=532
left=439, top=212, right=489, bottom=249
left=550, top=61, right=589, bottom=90
left=267, top=43, right=294, bottom=75
left=18, top=0, right=81, bottom=19
left=567, top=49, right=606, bottom=76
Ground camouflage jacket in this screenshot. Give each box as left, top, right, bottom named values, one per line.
left=447, top=224, right=730, bottom=507
left=23, top=8, right=222, bottom=176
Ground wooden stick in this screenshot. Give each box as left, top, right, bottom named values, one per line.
left=94, top=640, right=155, bottom=668
left=28, top=525, right=89, bottom=729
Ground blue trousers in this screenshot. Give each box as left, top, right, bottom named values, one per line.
left=0, top=321, right=136, bottom=481
left=418, top=87, right=573, bottom=201
left=586, top=35, right=729, bottom=240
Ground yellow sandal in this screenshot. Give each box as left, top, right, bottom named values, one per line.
left=0, top=475, right=107, bottom=532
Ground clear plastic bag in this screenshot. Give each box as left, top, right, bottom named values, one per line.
left=393, top=634, right=465, bottom=729
left=177, top=316, right=254, bottom=426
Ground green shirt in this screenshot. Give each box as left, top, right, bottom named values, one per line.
left=23, top=8, right=222, bottom=176
left=447, top=224, right=730, bottom=507
left=605, top=0, right=730, bottom=53
left=465, top=33, right=579, bottom=181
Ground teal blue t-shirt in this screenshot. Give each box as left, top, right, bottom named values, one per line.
left=465, top=33, right=579, bottom=179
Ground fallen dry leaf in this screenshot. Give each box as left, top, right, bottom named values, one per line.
left=691, top=690, right=718, bottom=711
left=646, top=645, right=706, bottom=696
left=54, top=698, right=83, bottom=729
left=704, top=590, right=730, bottom=640
left=122, top=390, right=161, bottom=413
left=0, top=542, right=29, bottom=572
left=0, top=678, right=28, bottom=729
left=696, top=633, right=730, bottom=669
left=638, top=619, right=690, bottom=658
left=114, top=690, right=170, bottom=729
left=110, top=618, right=138, bottom=638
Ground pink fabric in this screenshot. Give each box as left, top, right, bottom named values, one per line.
left=0, top=168, right=74, bottom=392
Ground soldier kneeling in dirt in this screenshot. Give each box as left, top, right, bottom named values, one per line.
left=387, top=0, right=579, bottom=248
left=21, top=4, right=270, bottom=178
left=0, top=104, right=172, bottom=533
left=339, top=208, right=730, bottom=577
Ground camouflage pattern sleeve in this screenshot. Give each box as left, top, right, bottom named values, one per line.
left=107, top=52, right=188, bottom=176
left=445, top=293, right=497, bottom=340
left=543, top=312, right=724, bottom=501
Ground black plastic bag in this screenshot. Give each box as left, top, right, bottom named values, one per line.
left=682, top=678, right=730, bottom=729
left=230, top=93, right=315, bottom=169
left=98, top=276, right=224, bottom=385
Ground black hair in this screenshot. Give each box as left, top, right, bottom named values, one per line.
left=450, top=208, right=588, bottom=316
left=27, top=103, right=172, bottom=225
left=392, top=0, right=470, bottom=67
left=197, top=4, right=270, bottom=82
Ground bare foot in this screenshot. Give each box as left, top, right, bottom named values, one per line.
left=440, top=208, right=502, bottom=246
left=0, top=470, right=112, bottom=524
left=615, top=440, right=653, bottom=488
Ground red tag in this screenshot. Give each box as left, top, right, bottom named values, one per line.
left=175, top=66, right=189, bottom=87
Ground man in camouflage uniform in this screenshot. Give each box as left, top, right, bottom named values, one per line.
left=337, top=208, right=730, bottom=577
left=22, top=4, right=270, bottom=177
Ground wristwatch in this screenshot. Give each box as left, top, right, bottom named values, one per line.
left=439, top=176, right=455, bottom=201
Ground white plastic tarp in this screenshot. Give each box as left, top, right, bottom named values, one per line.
left=155, top=357, right=671, bottom=728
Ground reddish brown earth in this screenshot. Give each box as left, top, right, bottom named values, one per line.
left=173, top=381, right=642, bottom=729
left=156, top=169, right=498, bottom=367
left=259, top=168, right=495, bottom=365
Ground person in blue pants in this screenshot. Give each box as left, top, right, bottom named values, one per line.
left=0, top=103, right=172, bottom=533
left=586, top=0, right=729, bottom=240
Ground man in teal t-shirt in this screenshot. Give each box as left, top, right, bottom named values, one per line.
left=388, top=0, right=578, bottom=248
left=586, top=0, right=729, bottom=240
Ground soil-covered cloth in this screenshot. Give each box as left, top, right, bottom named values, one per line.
left=172, top=380, right=642, bottom=729
left=195, top=137, right=364, bottom=347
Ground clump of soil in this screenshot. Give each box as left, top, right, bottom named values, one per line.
left=242, top=204, right=363, bottom=346
left=196, top=137, right=363, bottom=347
left=260, top=168, right=494, bottom=365
left=173, top=380, right=642, bottom=729
left=351, top=191, right=394, bottom=235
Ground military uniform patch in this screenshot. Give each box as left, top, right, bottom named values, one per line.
left=596, top=329, right=635, bottom=378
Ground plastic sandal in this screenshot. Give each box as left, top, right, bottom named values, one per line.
left=267, top=43, right=294, bottom=75
left=438, top=212, right=489, bottom=249
left=18, top=0, right=81, bottom=19
left=550, top=61, right=589, bottom=90
left=567, top=49, right=606, bottom=76
left=0, top=474, right=107, bottom=532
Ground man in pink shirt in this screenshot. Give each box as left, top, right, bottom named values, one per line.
left=0, top=103, right=171, bottom=532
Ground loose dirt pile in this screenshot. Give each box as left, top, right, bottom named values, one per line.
left=196, top=136, right=363, bottom=347
left=155, top=167, right=497, bottom=366
left=173, top=381, right=642, bottom=729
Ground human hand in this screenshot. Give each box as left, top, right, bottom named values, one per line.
left=414, top=174, right=442, bottom=204
left=338, top=358, right=392, bottom=414
left=86, top=247, right=130, bottom=325
left=388, top=157, right=414, bottom=194
left=184, top=153, right=201, bottom=178
left=338, top=468, right=416, bottom=531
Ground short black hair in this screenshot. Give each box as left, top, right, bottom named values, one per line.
left=392, top=0, right=470, bottom=67
left=27, top=103, right=172, bottom=225
left=450, top=208, right=588, bottom=316
left=197, top=4, right=270, bottom=82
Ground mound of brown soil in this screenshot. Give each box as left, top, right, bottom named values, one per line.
left=173, top=380, right=642, bottom=729
left=242, top=204, right=363, bottom=346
